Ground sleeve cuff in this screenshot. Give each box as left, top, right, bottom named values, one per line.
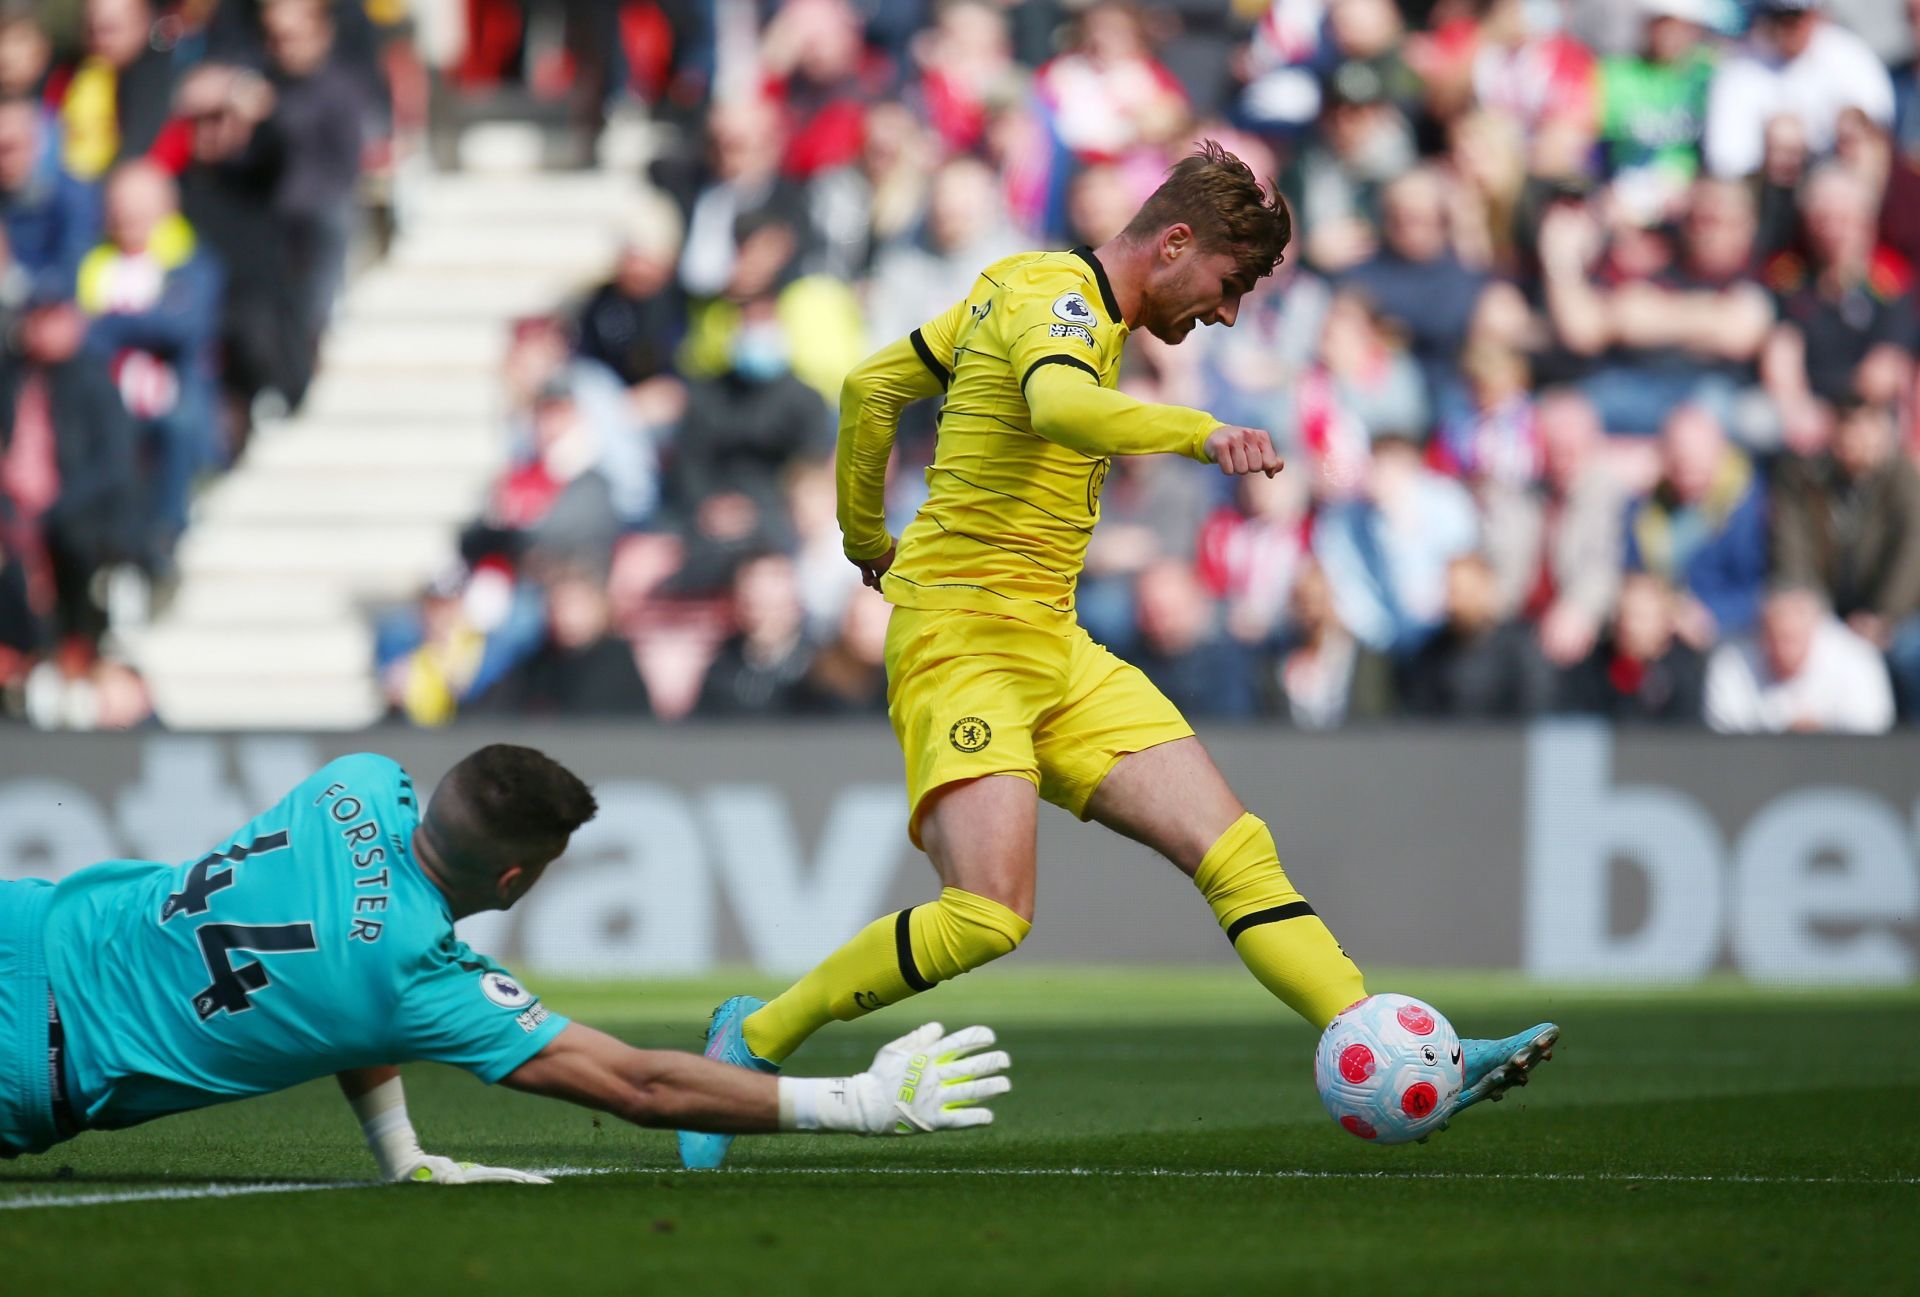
left=475, top=1010, right=570, bottom=1085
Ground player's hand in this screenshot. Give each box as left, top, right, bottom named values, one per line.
left=855, top=1022, right=1010, bottom=1135
left=392, top=1154, right=552, bottom=1186
left=1203, top=426, right=1283, bottom=478
left=854, top=543, right=896, bottom=590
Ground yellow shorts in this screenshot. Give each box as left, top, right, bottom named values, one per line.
left=885, top=606, right=1194, bottom=847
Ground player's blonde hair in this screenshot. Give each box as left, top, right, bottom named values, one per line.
left=1120, top=140, right=1293, bottom=283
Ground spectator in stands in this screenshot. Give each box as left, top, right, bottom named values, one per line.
left=1480, top=389, right=1625, bottom=665
left=1704, top=0, right=1893, bottom=179
left=1540, top=177, right=1775, bottom=438
left=675, top=94, right=808, bottom=300
left=54, top=0, right=174, bottom=182
left=1233, top=0, right=1331, bottom=134
left=1130, top=559, right=1258, bottom=720
left=202, top=0, right=386, bottom=118
left=1324, top=0, right=1420, bottom=117
left=1445, top=107, right=1528, bottom=272
left=809, top=101, right=937, bottom=283
left=491, top=371, right=621, bottom=574
left=1398, top=551, right=1555, bottom=717
left=1, top=222, right=139, bottom=649
left=1762, top=165, right=1919, bottom=447
left=1276, top=288, right=1427, bottom=468
left=14, top=322, right=140, bottom=646
left=1771, top=399, right=1920, bottom=714
left=1626, top=404, right=1769, bottom=649
left=174, top=64, right=299, bottom=428
left=262, top=0, right=364, bottom=385
left=1342, top=168, right=1519, bottom=421
left=0, top=96, right=98, bottom=306
left=500, top=310, right=659, bottom=532
left=909, top=0, right=1020, bottom=156
left=384, top=572, right=488, bottom=727
left=680, top=205, right=866, bottom=404
left=1556, top=569, right=1708, bottom=721
left=1062, top=160, right=1135, bottom=247
left=1315, top=429, right=1480, bottom=656
left=864, top=155, right=1022, bottom=345
left=474, top=567, right=650, bottom=717
left=1434, top=339, right=1537, bottom=486
left=802, top=583, right=889, bottom=715
left=576, top=191, right=689, bottom=399
left=785, top=457, right=857, bottom=641
left=696, top=550, right=816, bottom=716
left=1035, top=1, right=1188, bottom=167
left=1078, top=453, right=1216, bottom=653
left=760, top=0, right=885, bottom=181
left=1274, top=554, right=1393, bottom=729
left=1599, top=0, right=1718, bottom=192
left=1704, top=581, right=1895, bottom=732
left=1423, top=0, right=1598, bottom=152
left=671, top=293, right=832, bottom=590
left=0, top=6, right=53, bottom=100
left=1285, top=58, right=1417, bottom=274
left=78, top=160, right=223, bottom=570
left=1197, top=467, right=1310, bottom=649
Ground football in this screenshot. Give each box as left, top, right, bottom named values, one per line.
left=1313, top=993, right=1464, bottom=1145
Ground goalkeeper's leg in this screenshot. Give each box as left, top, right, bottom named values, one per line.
left=1084, top=737, right=1365, bottom=1030
left=741, top=775, right=1036, bottom=1064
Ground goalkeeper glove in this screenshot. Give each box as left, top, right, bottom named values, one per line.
left=778, top=1022, right=1011, bottom=1136
left=350, top=1075, right=551, bottom=1185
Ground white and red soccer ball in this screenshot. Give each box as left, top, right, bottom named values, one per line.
left=1313, top=993, right=1463, bottom=1145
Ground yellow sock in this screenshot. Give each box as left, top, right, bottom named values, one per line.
left=1194, top=812, right=1366, bottom=1030
left=742, top=887, right=1030, bottom=1063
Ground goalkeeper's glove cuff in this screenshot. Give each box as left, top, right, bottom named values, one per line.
left=777, top=1075, right=887, bottom=1134
left=349, top=1076, right=427, bottom=1181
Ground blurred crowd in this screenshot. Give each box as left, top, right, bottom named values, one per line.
left=7, top=0, right=1920, bottom=735
left=384, top=0, right=1920, bottom=735
left=1, top=0, right=412, bottom=723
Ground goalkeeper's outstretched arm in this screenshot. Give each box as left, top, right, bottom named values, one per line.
left=502, top=1021, right=1010, bottom=1136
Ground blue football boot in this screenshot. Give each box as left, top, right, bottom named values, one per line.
left=1453, top=1022, right=1559, bottom=1116
left=676, top=995, right=781, bottom=1170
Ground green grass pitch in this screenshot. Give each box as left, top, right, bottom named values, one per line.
left=3, top=969, right=1915, bottom=1296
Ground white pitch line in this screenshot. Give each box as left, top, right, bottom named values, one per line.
left=0, top=1167, right=613, bottom=1212
left=0, top=1180, right=364, bottom=1211
left=4, top=1163, right=1912, bottom=1211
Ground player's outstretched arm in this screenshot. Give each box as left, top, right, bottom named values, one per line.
left=337, top=1067, right=553, bottom=1185
left=502, top=1021, right=1010, bottom=1137
left=1025, top=363, right=1281, bottom=476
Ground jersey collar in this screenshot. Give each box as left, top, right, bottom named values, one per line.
left=1071, top=246, right=1123, bottom=323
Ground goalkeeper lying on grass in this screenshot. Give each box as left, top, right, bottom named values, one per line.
left=0, top=745, right=1009, bottom=1181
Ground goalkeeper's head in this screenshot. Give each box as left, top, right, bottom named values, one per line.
left=1113, top=140, right=1292, bottom=346
left=416, top=744, right=599, bottom=916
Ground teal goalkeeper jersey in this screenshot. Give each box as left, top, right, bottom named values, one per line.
left=41, top=753, right=568, bottom=1132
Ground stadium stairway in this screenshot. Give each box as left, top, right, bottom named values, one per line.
left=126, top=158, right=642, bottom=729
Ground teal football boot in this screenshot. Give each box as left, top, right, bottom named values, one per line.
left=676, top=995, right=781, bottom=1170
left=1454, top=1022, right=1559, bottom=1116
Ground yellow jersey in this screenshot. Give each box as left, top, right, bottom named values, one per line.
left=836, top=248, right=1220, bottom=626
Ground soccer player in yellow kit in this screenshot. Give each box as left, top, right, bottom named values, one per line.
left=677, top=143, right=1557, bottom=1169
